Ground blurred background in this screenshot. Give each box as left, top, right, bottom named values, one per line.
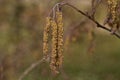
left=0, top=0, right=120, bottom=80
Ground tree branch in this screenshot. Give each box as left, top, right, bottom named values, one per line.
left=62, top=3, right=120, bottom=39
left=18, top=58, right=46, bottom=80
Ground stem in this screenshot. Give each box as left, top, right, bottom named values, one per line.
left=18, top=58, right=46, bottom=80
left=61, top=2, right=120, bottom=39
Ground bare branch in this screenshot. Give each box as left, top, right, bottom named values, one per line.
left=61, top=2, right=120, bottom=39
left=18, top=58, right=46, bottom=80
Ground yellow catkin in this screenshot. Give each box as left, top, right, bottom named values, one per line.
left=108, top=0, right=117, bottom=21
left=43, top=17, right=51, bottom=57
left=50, top=19, right=59, bottom=74
left=116, top=1, right=120, bottom=28
left=56, top=11, right=64, bottom=69
left=107, top=0, right=117, bottom=23
left=107, top=0, right=118, bottom=32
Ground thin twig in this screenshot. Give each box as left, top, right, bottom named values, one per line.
left=18, top=58, right=46, bottom=80
left=63, top=3, right=120, bottom=39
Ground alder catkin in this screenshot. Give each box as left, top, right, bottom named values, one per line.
left=107, top=0, right=118, bottom=33
left=43, top=17, right=51, bottom=57
left=50, top=11, right=64, bottom=74
left=56, top=11, right=64, bottom=68
left=50, top=19, right=59, bottom=74
left=43, top=4, right=64, bottom=74
left=107, top=0, right=117, bottom=22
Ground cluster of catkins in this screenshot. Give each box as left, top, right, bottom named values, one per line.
left=104, top=0, right=120, bottom=33
left=43, top=4, right=63, bottom=74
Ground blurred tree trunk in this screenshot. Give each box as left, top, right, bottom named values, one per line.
left=0, top=62, right=3, bottom=80
left=4, top=1, right=25, bottom=80
left=10, top=0, right=25, bottom=43
left=2, top=56, right=16, bottom=80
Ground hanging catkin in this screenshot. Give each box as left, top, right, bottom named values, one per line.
left=56, top=11, right=63, bottom=69
left=107, top=0, right=118, bottom=33
left=43, top=17, right=51, bottom=57
left=107, top=0, right=117, bottom=22
left=43, top=4, right=64, bottom=74
left=50, top=19, right=59, bottom=74
left=50, top=10, right=64, bottom=74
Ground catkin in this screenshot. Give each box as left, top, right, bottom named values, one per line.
left=107, top=0, right=117, bottom=22
left=56, top=11, right=64, bottom=68
left=43, top=17, right=51, bottom=57
left=50, top=11, right=64, bottom=74
left=116, top=1, right=120, bottom=29
left=107, top=0, right=118, bottom=33
left=108, top=0, right=117, bottom=21
left=43, top=4, right=64, bottom=74
left=50, top=19, right=59, bottom=74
